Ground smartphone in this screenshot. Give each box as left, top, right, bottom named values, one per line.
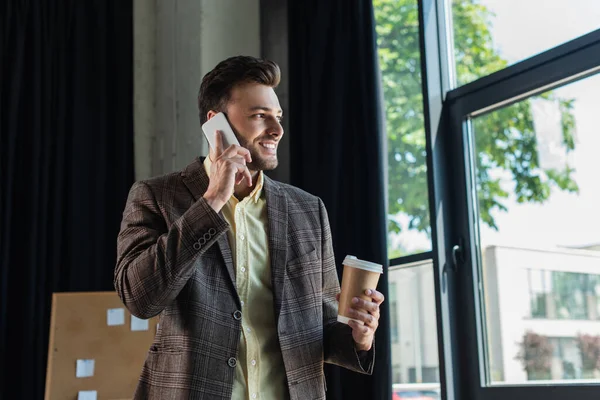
left=201, top=112, right=240, bottom=150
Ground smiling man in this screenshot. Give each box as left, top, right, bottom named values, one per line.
left=115, top=56, right=384, bottom=400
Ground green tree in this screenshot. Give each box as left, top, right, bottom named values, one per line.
left=374, top=0, right=579, bottom=244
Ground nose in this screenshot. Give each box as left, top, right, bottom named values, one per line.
left=267, top=118, right=284, bottom=139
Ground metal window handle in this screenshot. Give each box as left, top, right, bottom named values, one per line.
left=452, top=243, right=464, bottom=270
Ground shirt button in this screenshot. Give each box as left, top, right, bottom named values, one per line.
left=251, top=359, right=256, bottom=366
left=246, top=327, right=251, bottom=332
left=233, top=310, right=242, bottom=320
left=240, top=300, right=244, bottom=306
left=252, top=394, right=257, bottom=399
left=241, top=267, right=246, bottom=273
left=239, top=234, right=245, bottom=240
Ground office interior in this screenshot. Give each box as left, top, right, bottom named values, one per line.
left=2, top=0, right=600, bottom=399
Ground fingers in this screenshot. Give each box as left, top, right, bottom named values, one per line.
left=347, top=308, right=378, bottom=329
left=348, top=319, right=370, bottom=332
left=348, top=318, right=374, bottom=350
left=229, top=159, right=252, bottom=187
left=214, top=130, right=224, bottom=156
left=221, top=142, right=252, bottom=163
left=214, top=130, right=251, bottom=162
left=214, top=151, right=252, bottom=187
left=366, top=289, right=385, bottom=305
left=351, top=296, right=379, bottom=314
left=240, top=164, right=252, bottom=187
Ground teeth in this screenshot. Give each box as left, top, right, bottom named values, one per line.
left=261, top=143, right=276, bottom=149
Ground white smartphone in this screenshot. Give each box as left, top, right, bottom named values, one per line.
left=201, top=112, right=240, bottom=150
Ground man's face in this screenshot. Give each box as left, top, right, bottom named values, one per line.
left=220, top=83, right=284, bottom=171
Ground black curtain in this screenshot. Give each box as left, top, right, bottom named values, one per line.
left=288, top=1, right=392, bottom=399
left=0, top=1, right=133, bottom=398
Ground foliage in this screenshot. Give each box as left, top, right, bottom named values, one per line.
left=374, top=0, right=579, bottom=240
left=516, top=331, right=553, bottom=377
left=577, top=334, right=600, bottom=372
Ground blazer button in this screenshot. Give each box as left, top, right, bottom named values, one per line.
left=228, top=357, right=237, bottom=368
left=193, top=242, right=201, bottom=250
left=233, top=310, right=242, bottom=320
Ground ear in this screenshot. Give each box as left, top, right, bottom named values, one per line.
left=206, top=110, right=218, bottom=121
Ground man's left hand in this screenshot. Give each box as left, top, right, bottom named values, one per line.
left=336, top=289, right=385, bottom=351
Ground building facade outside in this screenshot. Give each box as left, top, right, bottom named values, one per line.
left=388, top=244, right=600, bottom=387
left=484, top=244, right=600, bottom=383
left=389, top=260, right=440, bottom=385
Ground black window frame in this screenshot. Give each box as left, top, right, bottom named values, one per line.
left=417, top=0, right=600, bottom=399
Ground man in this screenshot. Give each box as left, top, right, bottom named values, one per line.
left=115, top=56, right=384, bottom=400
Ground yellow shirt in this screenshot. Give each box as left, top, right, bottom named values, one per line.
left=204, top=157, right=288, bottom=400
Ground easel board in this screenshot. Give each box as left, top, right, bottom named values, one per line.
left=44, top=292, right=158, bottom=400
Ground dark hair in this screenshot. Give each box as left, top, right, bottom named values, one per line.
left=198, top=56, right=281, bottom=124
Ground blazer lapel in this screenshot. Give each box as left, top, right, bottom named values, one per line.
left=264, top=175, right=288, bottom=322
left=181, top=157, right=236, bottom=289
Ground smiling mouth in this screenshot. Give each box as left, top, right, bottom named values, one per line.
left=260, top=143, right=277, bottom=150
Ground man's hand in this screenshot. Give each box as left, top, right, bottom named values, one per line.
left=203, top=130, right=253, bottom=212
left=336, top=289, right=385, bottom=351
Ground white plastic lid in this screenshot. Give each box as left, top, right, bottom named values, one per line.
left=343, top=256, right=383, bottom=274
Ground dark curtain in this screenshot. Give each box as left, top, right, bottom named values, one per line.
left=0, top=1, right=134, bottom=398
left=288, top=1, right=392, bottom=399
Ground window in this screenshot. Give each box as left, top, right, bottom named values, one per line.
left=528, top=270, right=600, bottom=321
left=451, top=0, right=600, bottom=86
left=527, top=269, right=549, bottom=319
left=374, top=0, right=432, bottom=259
left=386, top=0, right=600, bottom=397
left=420, top=0, right=600, bottom=396
left=473, top=74, right=600, bottom=385
left=375, top=2, right=443, bottom=397
left=549, top=337, right=581, bottom=380
left=390, top=282, right=400, bottom=343
left=388, top=261, right=440, bottom=391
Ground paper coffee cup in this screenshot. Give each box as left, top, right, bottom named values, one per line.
left=337, top=256, right=383, bottom=325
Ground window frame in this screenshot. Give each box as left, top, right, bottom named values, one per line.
left=419, top=0, right=600, bottom=397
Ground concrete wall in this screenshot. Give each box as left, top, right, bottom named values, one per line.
left=133, top=0, right=156, bottom=180
left=133, top=0, right=262, bottom=180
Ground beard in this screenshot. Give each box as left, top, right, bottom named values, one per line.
left=236, top=135, right=279, bottom=171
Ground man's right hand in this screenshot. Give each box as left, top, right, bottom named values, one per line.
left=203, top=130, right=253, bottom=213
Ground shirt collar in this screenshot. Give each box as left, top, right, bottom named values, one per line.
left=203, top=156, right=264, bottom=203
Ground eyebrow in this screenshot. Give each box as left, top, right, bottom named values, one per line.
left=249, top=106, right=283, bottom=114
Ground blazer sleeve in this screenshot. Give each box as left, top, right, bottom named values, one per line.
left=114, top=180, right=230, bottom=319
left=319, top=198, right=375, bottom=374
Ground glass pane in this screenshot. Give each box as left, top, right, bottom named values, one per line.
left=452, top=0, right=600, bottom=86
left=472, top=73, right=600, bottom=384
left=374, top=0, right=432, bottom=258
left=389, top=261, right=441, bottom=398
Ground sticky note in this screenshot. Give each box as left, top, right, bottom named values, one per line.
left=131, top=315, right=149, bottom=331
left=76, top=359, right=95, bottom=378
left=107, top=308, right=125, bottom=326
left=77, top=390, right=97, bottom=400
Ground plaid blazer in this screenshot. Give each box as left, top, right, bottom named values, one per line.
left=115, top=158, right=374, bottom=400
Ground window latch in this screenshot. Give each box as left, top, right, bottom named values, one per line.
left=451, top=239, right=465, bottom=271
